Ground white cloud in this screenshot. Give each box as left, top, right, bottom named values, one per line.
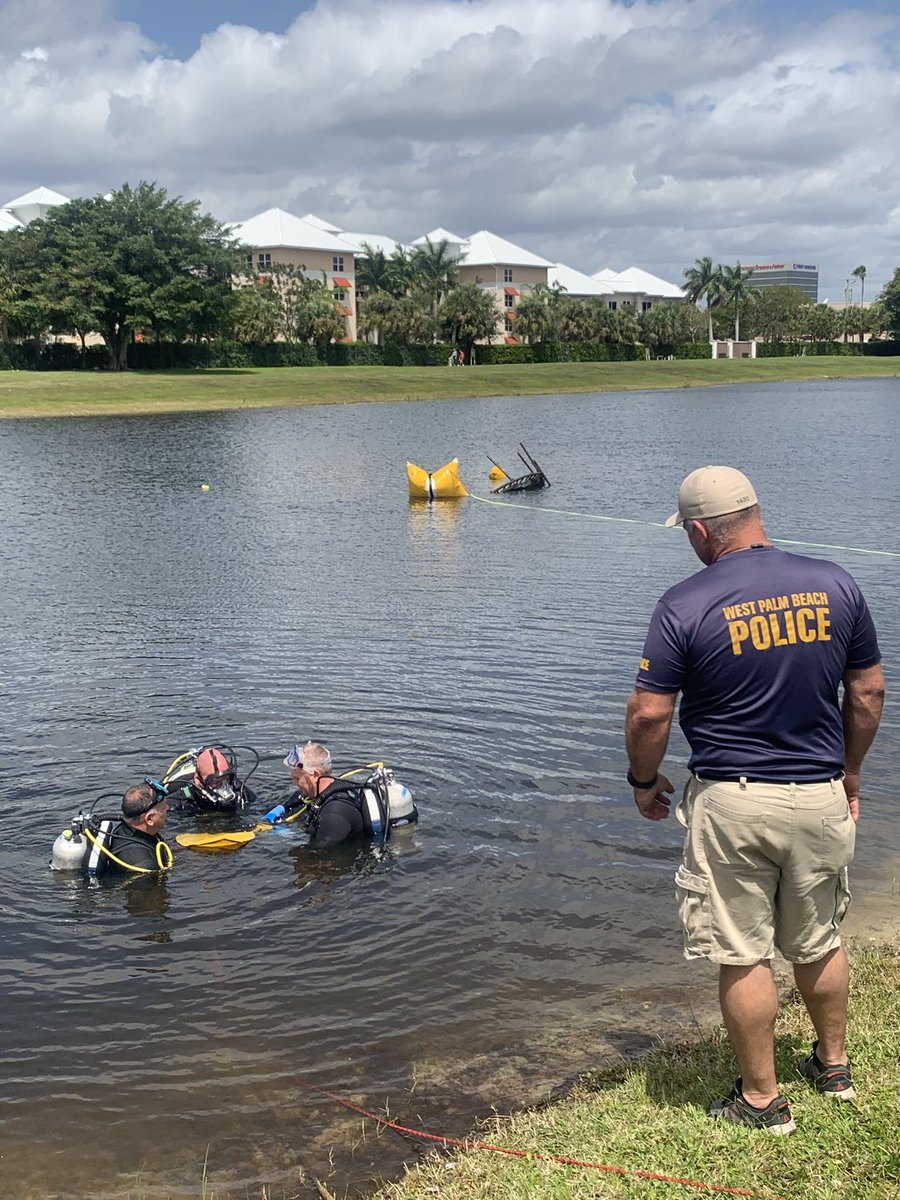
left=0, top=0, right=898, bottom=298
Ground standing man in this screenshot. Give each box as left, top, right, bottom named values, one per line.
left=625, top=466, right=884, bottom=1134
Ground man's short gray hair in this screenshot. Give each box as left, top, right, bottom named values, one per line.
left=695, top=504, right=761, bottom=550
left=300, top=742, right=333, bottom=773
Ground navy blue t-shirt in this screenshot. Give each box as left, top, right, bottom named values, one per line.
left=636, top=546, right=880, bottom=780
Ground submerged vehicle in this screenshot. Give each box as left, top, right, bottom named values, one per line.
left=487, top=444, right=550, bottom=493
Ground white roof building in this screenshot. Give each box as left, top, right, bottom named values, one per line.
left=230, top=207, right=354, bottom=253
left=0, top=209, right=25, bottom=231
left=461, top=230, right=553, bottom=269
left=2, top=185, right=70, bottom=225
left=338, top=231, right=406, bottom=257
left=410, top=227, right=467, bottom=250
left=301, top=212, right=344, bottom=233
left=548, top=262, right=616, bottom=298
left=593, top=266, right=685, bottom=301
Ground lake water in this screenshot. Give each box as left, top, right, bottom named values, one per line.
left=1, top=378, right=897, bottom=1199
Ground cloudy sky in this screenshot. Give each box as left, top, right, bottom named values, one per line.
left=2, top=0, right=899, bottom=301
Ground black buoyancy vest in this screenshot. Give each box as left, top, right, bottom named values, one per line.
left=307, top=778, right=390, bottom=842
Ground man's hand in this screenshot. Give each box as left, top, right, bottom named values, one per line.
left=842, top=770, right=860, bottom=823
left=633, top=773, right=675, bottom=820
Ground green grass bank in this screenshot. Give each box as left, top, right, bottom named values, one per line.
left=373, top=944, right=900, bottom=1200
left=1, top=356, right=899, bottom=419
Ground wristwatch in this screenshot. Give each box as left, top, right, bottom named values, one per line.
left=627, top=768, right=659, bottom=790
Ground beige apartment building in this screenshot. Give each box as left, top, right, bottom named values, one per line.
left=228, top=207, right=359, bottom=340
left=454, top=229, right=552, bottom=343
left=4, top=184, right=686, bottom=347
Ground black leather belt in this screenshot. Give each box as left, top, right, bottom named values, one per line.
left=695, top=772, right=842, bottom=784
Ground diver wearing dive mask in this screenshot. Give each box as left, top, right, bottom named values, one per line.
left=162, top=745, right=257, bottom=812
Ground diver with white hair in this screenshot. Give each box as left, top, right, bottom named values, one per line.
left=262, top=741, right=417, bottom=845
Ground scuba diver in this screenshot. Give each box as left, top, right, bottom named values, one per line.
left=50, top=780, right=173, bottom=877
left=161, top=744, right=258, bottom=812
left=261, top=741, right=417, bottom=846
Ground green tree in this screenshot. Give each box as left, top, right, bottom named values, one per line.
left=682, top=256, right=723, bottom=341
left=437, top=282, right=498, bottom=350
left=355, top=245, right=391, bottom=300
left=357, top=289, right=397, bottom=346
left=875, top=268, right=900, bottom=337
left=0, top=230, right=23, bottom=342
left=384, top=246, right=415, bottom=299
left=799, top=304, right=840, bottom=344
left=357, top=290, right=434, bottom=345
left=851, top=264, right=867, bottom=308
left=16, top=182, right=241, bottom=368
left=274, top=264, right=344, bottom=346
left=557, top=296, right=595, bottom=342
left=410, top=238, right=462, bottom=317
left=386, top=296, right=435, bottom=345
left=640, top=303, right=681, bottom=354
left=865, top=299, right=887, bottom=340
left=746, top=285, right=808, bottom=343
left=514, top=281, right=567, bottom=343
left=719, top=264, right=755, bottom=340
left=231, top=277, right=279, bottom=343
left=851, top=265, right=867, bottom=342
left=231, top=264, right=345, bottom=348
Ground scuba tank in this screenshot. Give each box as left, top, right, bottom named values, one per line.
left=50, top=827, right=88, bottom=871
left=384, top=769, right=418, bottom=829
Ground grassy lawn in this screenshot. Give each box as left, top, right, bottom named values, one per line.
left=374, top=945, right=900, bottom=1200
left=1, top=356, right=898, bottom=419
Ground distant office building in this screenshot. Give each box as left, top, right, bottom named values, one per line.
left=739, top=260, right=818, bottom=302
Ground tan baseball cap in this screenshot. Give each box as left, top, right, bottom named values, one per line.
left=665, top=466, right=758, bottom=527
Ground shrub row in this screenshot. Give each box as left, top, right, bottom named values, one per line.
left=3, top=338, right=897, bottom=372
left=753, top=341, right=900, bottom=357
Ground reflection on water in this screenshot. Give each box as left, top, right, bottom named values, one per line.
left=0, top=379, right=897, bottom=1198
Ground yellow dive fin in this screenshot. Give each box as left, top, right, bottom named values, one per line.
left=175, top=830, right=256, bottom=851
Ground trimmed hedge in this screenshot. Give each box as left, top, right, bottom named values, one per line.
left=5, top=336, right=895, bottom=372
left=0, top=342, right=108, bottom=370
left=126, top=341, right=322, bottom=368
left=756, top=341, right=865, bottom=358
left=382, top=342, right=451, bottom=366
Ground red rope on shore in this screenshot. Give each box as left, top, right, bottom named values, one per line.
left=302, top=1081, right=787, bottom=1200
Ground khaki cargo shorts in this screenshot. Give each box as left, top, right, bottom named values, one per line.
left=675, top=775, right=855, bottom=965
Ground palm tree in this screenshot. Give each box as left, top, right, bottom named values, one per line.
left=354, top=244, right=391, bottom=299
left=719, top=263, right=755, bottom=341
left=436, top=282, right=497, bottom=348
left=410, top=238, right=461, bottom=316
left=683, top=256, right=723, bottom=342
left=852, top=264, right=866, bottom=307
left=384, top=246, right=414, bottom=299
left=852, top=265, right=867, bottom=342
left=512, top=282, right=569, bottom=344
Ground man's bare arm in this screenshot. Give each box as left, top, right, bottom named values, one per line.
left=842, top=662, right=885, bottom=822
left=625, top=688, right=677, bottom=820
